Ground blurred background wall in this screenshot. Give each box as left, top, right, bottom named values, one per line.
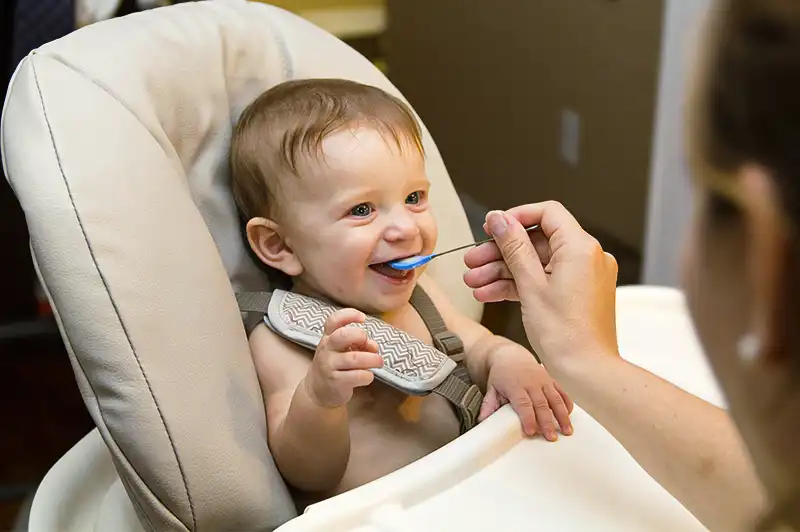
left=643, top=0, right=712, bottom=286
left=269, top=0, right=380, bottom=7
left=386, top=1, right=665, bottom=284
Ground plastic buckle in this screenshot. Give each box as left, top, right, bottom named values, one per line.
left=433, top=331, right=464, bottom=362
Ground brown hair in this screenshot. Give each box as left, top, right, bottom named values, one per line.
left=694, top=0, right=800, bottom=218
left=230, top=78, right=425, bottom=220
left=693, top=1, right=800, bottom=530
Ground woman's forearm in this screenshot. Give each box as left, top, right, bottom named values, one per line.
left=553, top=353, right=766, bottom=531
left=270, top=376, right=350, bottom=493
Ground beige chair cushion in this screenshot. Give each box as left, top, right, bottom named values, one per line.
left=1, top=1, right=479, bottom=530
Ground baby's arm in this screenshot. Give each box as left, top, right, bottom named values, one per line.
left=249, top=309, right=382, bottom=492
left=417, top=275, right=573, bottom=439
left=416, top=274, right=514, bottom=385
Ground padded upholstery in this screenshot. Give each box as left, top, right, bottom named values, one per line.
left=1, top=1, right=479, bottom=531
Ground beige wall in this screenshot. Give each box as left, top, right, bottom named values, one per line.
left=263, top=0, right=383, bottom=11
left=386, top=1, right=664, bottom=250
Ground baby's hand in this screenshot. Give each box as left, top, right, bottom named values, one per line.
left=305, top=309, right=384, bottom=408
left=480, top=346, right=574, bottom=441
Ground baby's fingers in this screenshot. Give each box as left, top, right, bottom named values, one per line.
left=327, top=323, right=373, bottom=353
left=324, top=308, right=366, bottom=335
left=555, top=381, right=574, bottom=414
left=544, top=384, right=573, bottom=436
left=330, top=349, right=384, bottom=372
left=478, top=386, right=502, bottom=422
left=530, top=389, right=559, bottom=442
left=507, top=390, right=539, bottom=437
left=334, top=369, right=375, bottom=389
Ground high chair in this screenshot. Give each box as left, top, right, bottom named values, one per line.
left=1, top=2, right=725, bottom=530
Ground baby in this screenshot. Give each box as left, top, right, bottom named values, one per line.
left=230, top=79, right=573, bottom=506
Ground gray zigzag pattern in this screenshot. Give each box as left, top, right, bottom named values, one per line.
left=281, top=292, right=446, bottom=380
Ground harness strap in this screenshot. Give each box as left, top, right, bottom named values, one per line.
left=236, top=291, right=272, bottom=336
left=409, top=286, right=480, bottom=432
left=432, top=371, right=482, bottom=434
left=410, top=286, right=465, bottom=363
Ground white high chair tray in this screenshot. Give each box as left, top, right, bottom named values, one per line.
left=30, top=286, right=720, bottom=531
left=276, top=286, right=720, bottom=532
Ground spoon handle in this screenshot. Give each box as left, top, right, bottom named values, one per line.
left=430, top=224, right=540, bottom=260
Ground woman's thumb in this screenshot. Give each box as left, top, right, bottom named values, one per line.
left=486, top=211, right=544, bottom=289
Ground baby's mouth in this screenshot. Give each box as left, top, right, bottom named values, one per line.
left=369, top=262, right=413, bottom=280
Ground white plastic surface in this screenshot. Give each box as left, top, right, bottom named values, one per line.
left=275, top=286, right=721, bottom=532
left=30, top=286, right=721, bottom=532
left=28, top=429, right=137, bottom=532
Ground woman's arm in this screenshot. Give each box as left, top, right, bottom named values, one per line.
left=556, top=351, right=765, bottom=531
left=463, top=202, right=766, bottom=531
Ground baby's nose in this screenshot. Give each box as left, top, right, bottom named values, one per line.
left=384, top=214, right=420, bottom=241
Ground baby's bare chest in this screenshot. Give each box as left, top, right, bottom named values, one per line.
left=341, top=304, right=460, bottom=486
left=383, top=303, right=433, bottom=345
left=300, top=304, right=461, bottom=499
left=339, top=383, right=459, bottom=490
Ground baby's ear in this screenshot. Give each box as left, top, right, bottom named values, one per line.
left=246, top=217, right=303, bottom=277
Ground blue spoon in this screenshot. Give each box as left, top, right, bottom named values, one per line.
left=388, top=225, right=540, bottom=271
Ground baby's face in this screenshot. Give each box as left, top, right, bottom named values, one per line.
left=279, top=127, right=437, bottom=314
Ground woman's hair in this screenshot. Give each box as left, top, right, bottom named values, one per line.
left=694, top=0, right=800, bottom=219
left=693, top=1, right=800, bottom=529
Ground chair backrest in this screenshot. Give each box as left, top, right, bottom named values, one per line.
left=1, top=1, right=480, bottom=530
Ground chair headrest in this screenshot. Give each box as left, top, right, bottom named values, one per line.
left=1, top=1, right=479, bottom=530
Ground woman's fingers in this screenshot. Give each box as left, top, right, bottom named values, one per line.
left=531, top=232, right=552, bottom=265
left=472, top=281, right=520, bottom=303
left=465, top=232, right=552, bottom=270
left=464, top=241, right=503, bottom=269
left=482, top=211, right=547, bottom=295
left=505, top=201, right=584, bottom=241
left=465, top=201, right=619, bottom=374
left=463, top=260, right=513, bottom=289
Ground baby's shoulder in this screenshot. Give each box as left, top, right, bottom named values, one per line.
left=248, top=322, right=313, bottom=382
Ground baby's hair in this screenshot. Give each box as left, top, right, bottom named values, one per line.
left=230, top=78, right=425, bottom=220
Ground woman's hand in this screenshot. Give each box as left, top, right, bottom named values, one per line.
left=466, top=203, right=768, bottom=530
left=463, top=202, right=619, bottom=371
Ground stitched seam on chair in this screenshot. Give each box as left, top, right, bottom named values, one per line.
left=117, top=466, right=160, bottom=532
left=260, top=4, right=293, bottom=80
left=44, top=53, right=184, bottom=175
left=31, top=58, right=197, bottom=531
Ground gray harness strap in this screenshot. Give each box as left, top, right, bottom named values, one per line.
left=408, top=287, right=481, bottom=433
left=238, top=292, right=273, bottom=335
left=235, top=287, right=482, bottom=433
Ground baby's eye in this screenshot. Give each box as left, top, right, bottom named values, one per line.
left=349, top=203, right=373, bottom=218
left=406, top=191, right=423, bottom=205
